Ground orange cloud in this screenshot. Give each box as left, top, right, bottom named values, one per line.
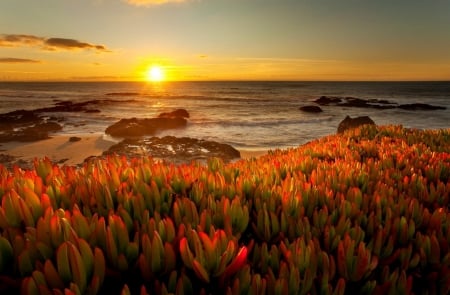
left=0, top=57, right=41, bottom=63
left=124, top=0, right=188, bottom=6
left=0, top=34, right=110, bottom=52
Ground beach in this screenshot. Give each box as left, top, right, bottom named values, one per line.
left=0, top=134, right=269, bottom=169
left=0, top=135, right=116, bottom=167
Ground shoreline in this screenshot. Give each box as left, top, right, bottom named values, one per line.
left=0, top=134, right=117, bottom=168
left=0, top=134, right=269, bottom=169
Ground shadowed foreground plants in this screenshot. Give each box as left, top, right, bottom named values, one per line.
left=0, top=125, right=449, bottom=294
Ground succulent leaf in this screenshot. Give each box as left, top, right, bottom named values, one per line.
left=56, top=242, right=72, bottom=285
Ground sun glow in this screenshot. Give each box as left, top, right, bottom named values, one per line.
left=146, top=66, right=164, bottom=82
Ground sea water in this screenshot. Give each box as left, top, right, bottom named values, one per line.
left=0, top=81, right=449, bottom=152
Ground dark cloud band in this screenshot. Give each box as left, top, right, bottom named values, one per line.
left=0, top=57, right=41, bottom=63
left=0, top=34, right=110, bottom=52
left=44, top=38, right=108, bottom=51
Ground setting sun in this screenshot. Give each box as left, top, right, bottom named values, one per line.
left=146, top=66, right=164, bottom=82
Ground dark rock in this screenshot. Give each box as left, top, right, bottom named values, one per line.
left=337, top=116, right=375, bottom=134
left=314, top=96, right=446, bottom=111
left=0, top=109, right=63, bottom=142
left=105, top=117, right=187, bottom=138
left=35, top=122, right=62, bottom=133
left=0, top=109, right=40, bottom=125
left=158, top=108, right=190, bottom=118
left=0, top=121, right=63, bottom=142
left=38, top=101, right=86, bottom=113
left=341, top=97, right=372, bottom=108
left=103, top=136, right=240, bottom=164
left=69, top=136, right=82, bottom=142
left=340, top=97, right=396, bottom=109
left=37, top=100, right=111, bottom=113
left=398, top=103, right=446, bottom=111
left=300, top=105, right=323, bottom=113
left=314, top=96, right=342, bottom=105
left=0, top=99, right=142, bottom=143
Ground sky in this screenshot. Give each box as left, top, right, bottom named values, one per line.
left=1, top=0, right=450, bottom=81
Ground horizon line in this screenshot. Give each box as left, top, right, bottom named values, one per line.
left=1, top=79, right=450, bottom=83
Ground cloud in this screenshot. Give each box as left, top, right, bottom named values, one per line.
left=124, top=0, right=189, bottom=6
left=0, top=34, right=110, bottom=52
left=44, top=38, right=109, bottom=52
left=0, top=57, right=41, bottom=63
left=0, top=34, right=44, bottom=47
left=70, top=75, right=128, bottom=81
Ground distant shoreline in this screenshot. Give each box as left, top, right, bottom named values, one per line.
left=2, top=80, right=450, bottom=83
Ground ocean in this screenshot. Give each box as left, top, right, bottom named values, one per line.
left=0, top=81, right=449, bottom=152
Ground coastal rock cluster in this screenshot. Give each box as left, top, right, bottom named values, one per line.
left=0, top=106, right=241, bottom=168
left=0, top=110, right=62, bottom=142
left=337, top=115, right=375, bottom=134
left=0, top=99, right=129, bottom=142
left=299, top=95, right=447, bottom=134
left=300, top=96, right=446, bottom=114
left=105, top=109, right=189, bottom=137
left=102, top=136, right=241, bottom=165
left=313, top=95, right=447, bottom=110
left=102, top=108, right=240, bottom=164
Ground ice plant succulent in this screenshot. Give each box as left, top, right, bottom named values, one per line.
left=0, top=125, right=448, bottom=294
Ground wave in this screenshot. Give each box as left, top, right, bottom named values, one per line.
left=189, top=116, right=334, bottom=128
left=105, top=92, right=140, bottom=96
left=0, top=92, right=60, bottom=99
left=140, top=94, right=295, bottom=105
left=0, top=94, right=35, bottom=99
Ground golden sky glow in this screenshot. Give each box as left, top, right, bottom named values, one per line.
left=1, top=1, right=450, bottom=81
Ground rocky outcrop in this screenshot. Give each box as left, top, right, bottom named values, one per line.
left=314, top=96, right=342, bottom=105
left=158, top=108, right=190, bottom=118
left=0, top=109, right=40, bottom=125
left=69, top=136, right=82, bottom=142
left=0, top=109, right=63, bottom=142
left=397, top=103, right=446, bottom=111
left=0, top=122, right=63, bottom=142
left=337, top=116, right=375, bottom=134
left=102, top=136, right=241, bottom=164
left=105, top=109, right=190, bottom=138
left=105, top=117, right=187, bottom=137
left=0, top=99, right=129, bottom=143
left=299, top=105, right=323, bottom=113
left=314, top=96, right=445, bottom=110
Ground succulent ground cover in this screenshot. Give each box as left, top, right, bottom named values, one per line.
left=0, top=125, right=449, bottom=295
